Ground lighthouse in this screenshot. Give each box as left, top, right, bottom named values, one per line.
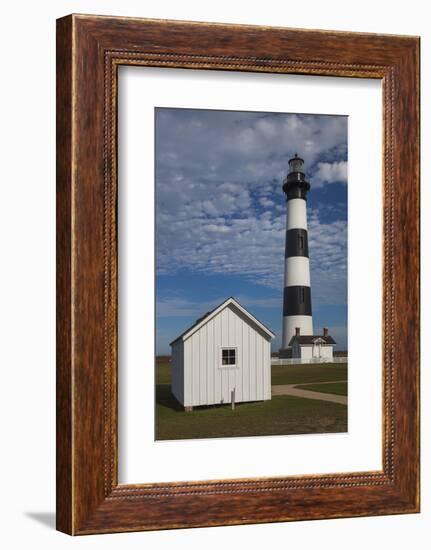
left=280, top=154, right=313, bottom=357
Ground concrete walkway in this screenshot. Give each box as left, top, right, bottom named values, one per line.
left=272, top=382, right=347, bottom=405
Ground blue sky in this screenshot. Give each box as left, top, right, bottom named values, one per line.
left=155, top=108, right=348, bottom=354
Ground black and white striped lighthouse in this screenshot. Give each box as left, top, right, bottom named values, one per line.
left=280, top=154, right=313, bottom=356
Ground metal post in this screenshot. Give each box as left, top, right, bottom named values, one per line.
left=231, top=388, right=236, bottom=410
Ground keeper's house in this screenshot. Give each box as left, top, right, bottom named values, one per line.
left=289, top=327, right=336, bottom=361
left=170, top=297, right=275, bottom=411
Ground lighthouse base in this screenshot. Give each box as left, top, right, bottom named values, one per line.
left=282, top=315, right=313, bottom=350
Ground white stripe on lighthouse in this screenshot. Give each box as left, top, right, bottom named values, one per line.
left=287, top=198, right=308, bottom=230
left=284, top=257, right=311, bottom=287
left=282, top=316, right=314, bottom=347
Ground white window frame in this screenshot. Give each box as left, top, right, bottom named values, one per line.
left=220, top=347, right=237, bottom=368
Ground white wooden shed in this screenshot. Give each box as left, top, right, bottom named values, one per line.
left=170, top=297, right=275, bottom=410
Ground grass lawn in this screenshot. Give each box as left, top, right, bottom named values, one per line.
left=271, top=363, right=347, bottom=385
left=156, top=384, right=347, bottom=440
left=156, top=362, right=348, bottom=386
left=155, top=361, right=171, bottom=384
left=154, top=360, right=348, bottom=440
left=294, top=381, right=348, bottom=396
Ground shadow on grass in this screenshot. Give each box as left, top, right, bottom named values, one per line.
left=155, top=384, right=183, bottom=411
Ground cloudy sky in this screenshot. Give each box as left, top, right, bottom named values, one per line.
left=155, top=108, right=348, bottom=354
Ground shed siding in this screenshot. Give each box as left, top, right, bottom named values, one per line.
left=235, top=312, right=243, bottom=402
left=178, top=304, right=272, bottom=407
left=170, top=340, right=184, bottom=404
left=221, top=308, right=229, bottom=403
left=256, top=336, right=262, bottom=401
left=199, top=324, right=207, bottom=405
left=249, top=322, right=256, bottom=401
left=207, top=319, right=215, bottom=404
left=191, top=333, right=199, bottom=405
left=183, top=339, right=192, bottom=405
left=214, top=313, right=222, bottom=404
left=244, top=318, right=250, bottom=401
left=264, top=339, right=271, bottom=399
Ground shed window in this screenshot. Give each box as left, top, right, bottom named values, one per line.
left=221, top=348, right=236, bottom=366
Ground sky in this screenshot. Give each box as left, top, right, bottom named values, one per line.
left=155, top=108, right=348, bottom=355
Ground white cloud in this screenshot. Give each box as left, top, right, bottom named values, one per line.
left=313, top=161, right=348, bottom=188
left=259, top=197, right=275, bottom=208
left=204, top=223, right=231, bottom=233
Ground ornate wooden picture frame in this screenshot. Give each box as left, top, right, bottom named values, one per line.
left=56, top=14, right=420, bottom=535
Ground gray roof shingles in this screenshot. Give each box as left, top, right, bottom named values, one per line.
left=289, top=335, right=336, bottom=346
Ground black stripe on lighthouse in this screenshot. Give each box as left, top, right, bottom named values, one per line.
left=283, top=286, right=312, bottom=316
left=285, top=228, right=309, bottom=258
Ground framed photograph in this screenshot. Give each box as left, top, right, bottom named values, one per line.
left=56, top=14, right=420, bottom=534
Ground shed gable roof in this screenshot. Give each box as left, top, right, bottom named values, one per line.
left=170, top=297, right=275, bottom=346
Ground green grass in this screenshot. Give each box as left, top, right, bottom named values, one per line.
left=294, top=381, right=348, bottom=396
left=155, top=362, right=347, bottom=386
left=271, top=363, right=347, bottom=385
left=155, top=362, right=171, bottom=384
left=154, top=360, right=348, bottom=440
left=155, top=384, right=347, bottom=440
